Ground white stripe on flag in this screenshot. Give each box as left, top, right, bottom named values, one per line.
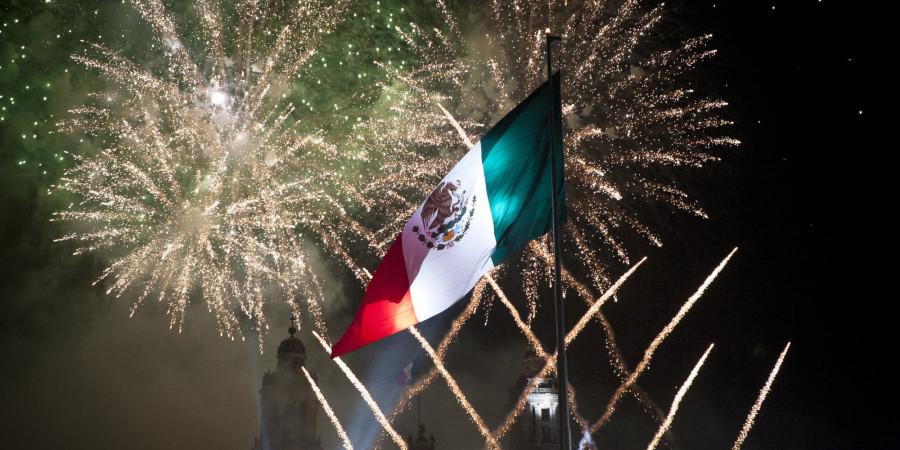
left=403, top=142, right=497, bottom=321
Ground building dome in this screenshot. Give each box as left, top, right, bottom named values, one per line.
left=253, top=318, right=321, bottom=450
left=276, top=324, right=306, bottom=371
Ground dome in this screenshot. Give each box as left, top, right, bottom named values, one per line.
left=276, top=325, right=306, bottom=371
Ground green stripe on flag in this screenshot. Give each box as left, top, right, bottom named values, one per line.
left=481, top=72, right=565, bottom=264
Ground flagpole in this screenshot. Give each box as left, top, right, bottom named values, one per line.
left=546, top=33, right=572, bottom=450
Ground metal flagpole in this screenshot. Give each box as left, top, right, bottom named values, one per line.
left=546, top=32, right=572, bottom=450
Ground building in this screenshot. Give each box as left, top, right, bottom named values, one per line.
left=511, top=350, right=560, bottom=450
left=407, top=423, right=436, bottom=450
left=252, top=320, right=322, bottom=450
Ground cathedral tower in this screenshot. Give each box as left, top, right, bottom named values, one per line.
left=252, top=319, right=322, bottom=450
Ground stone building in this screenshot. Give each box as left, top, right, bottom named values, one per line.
left=251, top=321, right=322, bottom=450
left=511, top=350, right=560, bottom=450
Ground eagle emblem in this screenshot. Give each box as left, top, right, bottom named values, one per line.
left=411, top=180, right=476, bottom=250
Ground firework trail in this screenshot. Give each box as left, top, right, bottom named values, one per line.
left=489, top=275, right=549, bottom=359
left=490, top=257, right=645, bottom=442
left=566, top=258, right=647, bottom=342
left=732, top=342, right=792, bottom=450
left=302, top=366, right=354, bottom=450
left=312, top=331, right=407, bottom=450
left=586, top=297, right=672, bottom=440
left=409, top=327, right=500, bottom=449
left=645, top=344, right=715, bottom=450
left=591, top=247, right=737, bottom=433
left=566, top=384, right=594, bottom=449
left=52, top=0, right=374, bottom=345
left=377, top=275, right=489, bottom=449
left=541, top=243, right=672, bottom=436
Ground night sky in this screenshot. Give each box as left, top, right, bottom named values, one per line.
left=0, top=1, right=884, bottom=450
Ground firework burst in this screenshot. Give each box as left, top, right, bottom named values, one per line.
left=52, top=0, right=375, bottom=344
left=361, top=0, right=739, bottom=313
left=351, top=1, right=740, bottom=446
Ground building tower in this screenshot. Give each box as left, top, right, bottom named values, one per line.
left=405, top=390, right=436, bottom=450
left=407, top=423, right=436, bottom=450
left=252, top=318, right=322, bottom=450
left=511, top=350, right=560, bottom=449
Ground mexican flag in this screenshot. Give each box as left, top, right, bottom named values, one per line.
left=331, top=73, right=564, bottom=357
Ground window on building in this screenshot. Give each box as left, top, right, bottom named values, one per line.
left=542, top=408, right=550, bottom=422
left=542, top=426, right=552, bottom=443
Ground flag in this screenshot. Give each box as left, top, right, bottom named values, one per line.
left=394, top=361, right=416, bottom=386
left=394, top=355, right=423, bottom=386
left=331, top=73, right=564, bottom=357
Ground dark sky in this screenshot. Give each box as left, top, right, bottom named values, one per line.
left=0, top=1, right=885, bottom=450
left=669, top=1, right=884, bottom=448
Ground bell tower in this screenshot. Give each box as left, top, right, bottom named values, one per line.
left=252, top=317, right=322, bottom=450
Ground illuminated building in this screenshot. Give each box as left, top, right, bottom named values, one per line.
left=512, top=350, right=560, bottom=449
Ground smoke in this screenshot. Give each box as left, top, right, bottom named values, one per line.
left=0, top=295, right=262, bottom=450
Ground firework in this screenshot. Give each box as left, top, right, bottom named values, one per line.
left=490, top=275, right=550, bottom=359
left=409, top=327, right=500, bottom=450
left=312, top=331, right=408, bottom=450
left=732, top=342, right=792, bottom=450
left=52, top=0, right=375, bottom=344
left=490, top=256, right=646, bottom=442
left=302, top=366, right=354, bottom=450
left=565, top=257, right=647, bottom=342
left=361, top=0, right=739, bottom=310
left=591, top=247, right=737, bottom=433
left=359, top=1, right=738, bottom=441
left=645, top=344, right=715, bottom=450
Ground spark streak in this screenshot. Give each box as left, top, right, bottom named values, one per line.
left=312, top=331, right=407, bottom=450
left=732, top=342, right=792, bottom=450
left=490, top=257, right=646, bottom=442
left=591, top=247, right=738, bottom=433
left=380, top=276, right=488, bottom=444
left=645, top=344, right=715, bottom=450
left=489, top=275, right=549, bottom=359
left=302, top=366, right=353, bottom=450
left=409, top=326, right=500, bottom=450
left=565, top=258, right=647, bottom=343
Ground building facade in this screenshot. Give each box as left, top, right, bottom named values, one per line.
left=511, top=350, right=560, bottom=450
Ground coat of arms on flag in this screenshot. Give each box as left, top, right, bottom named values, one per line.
left=411, top=180, right=477, bottom=250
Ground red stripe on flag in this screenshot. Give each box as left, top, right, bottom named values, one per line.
left=331, top=234, right=418, bottom=357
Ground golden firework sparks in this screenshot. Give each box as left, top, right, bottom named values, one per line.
left=410, top=327, right=500, bottom=450
left=361, top=0, right=739, bottom=311
left=591, top=247, right=738, bottom=433
left=312, top=331, right=407, bottom=450
left=732, top=342, right=792, bottom=450
left=645, top=344, right=715, bottom=450
left=53, top=0, right=371, bottom=347
left=302, top=367, right=354, bottom=450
